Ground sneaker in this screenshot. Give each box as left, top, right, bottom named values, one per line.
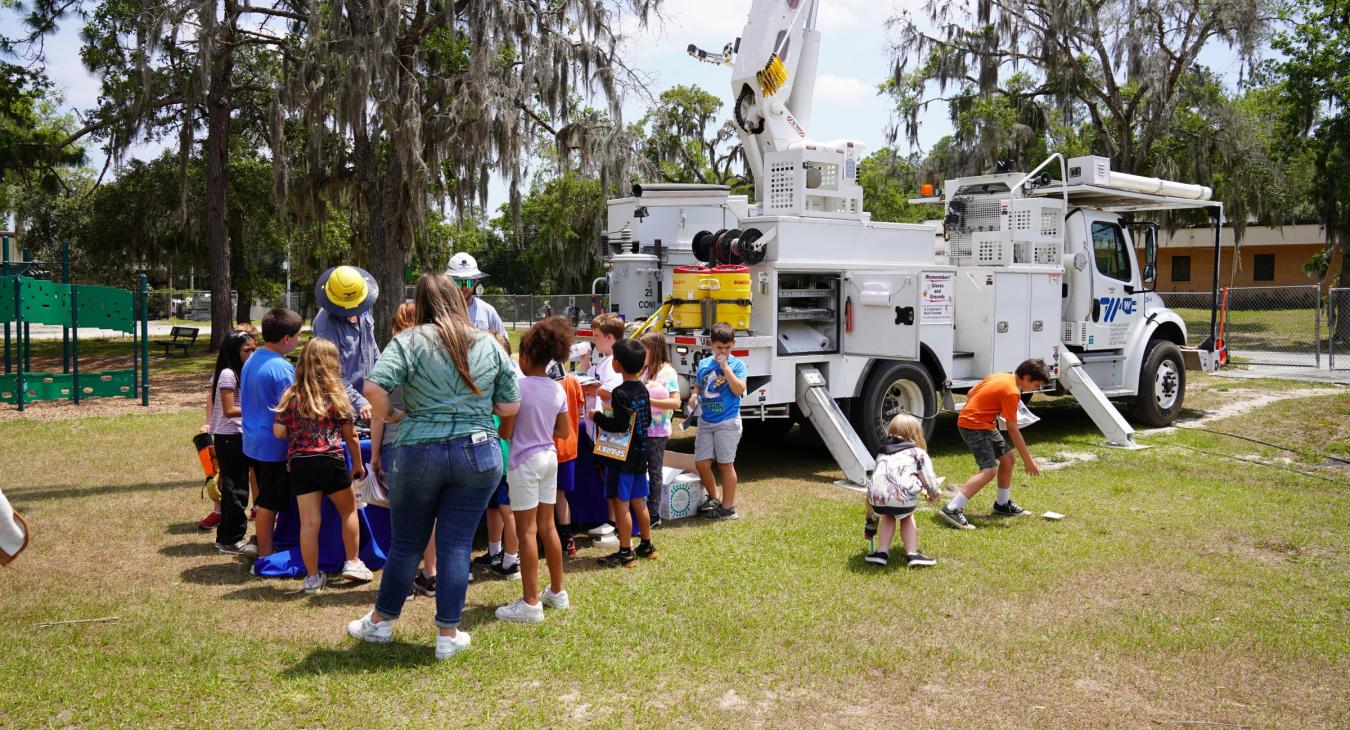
left=412, top=571, right=437, bottom=597
left=696, top=498, right=721, bottom=515
left=865, top=551, right=889, bottom=566
left=434, top=630, right=471, bottom=660
left=598, top=549, right=636, bottom=568
left=198, top=511, right=222, bottom=530
left=563, top=534, right=578, bottom=557
left=495, top=598, right=545, bottom=623
left=939, top=506, right=975, bottom=530
left=906, top=552, right=938, bottom=568
left=587, top=523, right=616, bottom=538
left=472, top=551, right=502, bottom=569
left=649, top=515, right=663, bottom=529
left=541, top=587, right=570, bottom=610
left=594, top=533, right=620, bottom=548
left=347, top=610, right=393, bottom=644
left=342, top=559, right=374, bottom=583
left=704, top=504, right=739, bottom=520
left=303, top=573, right=327, bottom=595
left=992, top=499, right=1029, bottom=517
left=636, top=540, right=658, bottom=559
left=490, top=559, right=521, bottom=580
left=214, top=539, right=258, bottom=558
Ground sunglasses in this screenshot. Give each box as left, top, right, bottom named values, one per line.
left=456, top=279, right=477, bottom=289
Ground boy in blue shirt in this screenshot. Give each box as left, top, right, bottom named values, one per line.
left=241, top=308, right=302, bottom=559
left=693, top=323, right=748, bottom=520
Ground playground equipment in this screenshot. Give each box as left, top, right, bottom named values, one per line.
left=1, top=236, right=150, bottom=412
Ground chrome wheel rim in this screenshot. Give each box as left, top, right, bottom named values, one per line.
left=1154, top=359, right=1180, bottom=411
left=879, top=378, right=925, bottom=439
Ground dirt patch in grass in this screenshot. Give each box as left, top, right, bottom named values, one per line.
left=0, top=349, right=212, bottom=422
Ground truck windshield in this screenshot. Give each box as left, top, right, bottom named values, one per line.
left=1091, top=222, right=1133, bottom=282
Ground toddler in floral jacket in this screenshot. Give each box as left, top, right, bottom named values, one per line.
left=865, top=413, right=942, bottom=568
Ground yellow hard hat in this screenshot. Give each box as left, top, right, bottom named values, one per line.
left=315, top=265, right=379, bottom=315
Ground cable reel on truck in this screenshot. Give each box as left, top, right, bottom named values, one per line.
left=692, top=228, right=768, bottom=266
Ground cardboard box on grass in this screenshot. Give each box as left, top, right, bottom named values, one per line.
left=653, top=464, right=707, bottom=521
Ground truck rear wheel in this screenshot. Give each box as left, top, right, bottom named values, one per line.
left=854, top=361, right=937, bottom=454
left=1130, top=339, right=1186, bottom=427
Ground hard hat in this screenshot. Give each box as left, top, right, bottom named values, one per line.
left=314, top=265, right=379, bottom=316
left=446, top=252, right=489, bottom=280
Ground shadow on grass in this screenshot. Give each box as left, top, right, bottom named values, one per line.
left=160, top=541, right=220, bottom=558
left=282, top=641, right=438, bottom=676
left=181, top=561, right=255, bottom=586
left=165, top=522, right=202, bottom=535
left=7, top=480, right=186, bottom=503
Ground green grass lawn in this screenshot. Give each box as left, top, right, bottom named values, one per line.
left=0, top=378, right=1346, bottom=727
left=1171, top=305, right=1331, bottom=352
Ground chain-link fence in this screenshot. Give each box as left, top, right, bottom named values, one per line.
left=398, top=288, right=610, bottom=329
left=1330, top=288, right=1349, bottom=370
left=1161, top=285, right=1325, bottom=368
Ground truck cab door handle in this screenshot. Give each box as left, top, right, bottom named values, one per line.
left=894, top=306, right=914, bottom=326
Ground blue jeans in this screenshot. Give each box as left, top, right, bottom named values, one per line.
left=374, top=434, right=502, bottom=628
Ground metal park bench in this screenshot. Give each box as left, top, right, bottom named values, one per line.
left=157, top=326, right=199, bottom=357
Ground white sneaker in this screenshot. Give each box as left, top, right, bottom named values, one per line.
left=594, top=533, right=620, bottom=548
left=342, top=559, right=374, bottom=583
left=587, top=523, right=616, bottom=538
left=495, top=598, right=545, bottom=623
left=347, top=611, right=393, bottom=644
left=303, top=573, right=327, bottom=595
left=435, top=630, right=471, bottom=660
left=541, top=587, right=570, bottom=610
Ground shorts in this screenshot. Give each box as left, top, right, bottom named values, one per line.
left=507, top=449, right=559, bottom=511
left=250, top=458, right=293, bottom=512
left=492, top=477, right=511, bottom=507
left=556, top=459, right=576, bottom=493
left=605, top=471, right=650, bottom=502
left=871, top=504, right=916, bottom=518
left=695, top=417, right=742, bottom=464
left=959, top=427, right=1011, bottom=470
left=289, top=453, right=353, bottom=497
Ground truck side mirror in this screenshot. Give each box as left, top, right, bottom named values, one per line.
left=1141, top=225, right=1158, bottom=291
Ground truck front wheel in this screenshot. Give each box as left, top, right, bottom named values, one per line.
left=854, top=361, right=937, bottom=454
left=1131, top=339, right=1186, bottom=427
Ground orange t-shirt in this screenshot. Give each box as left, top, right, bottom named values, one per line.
left=554, top=374, right=584, bottom=462
left=956, top=372, right=1021, bottom=431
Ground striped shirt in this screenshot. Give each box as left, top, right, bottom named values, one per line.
left=366, top=324, right=521, bottom=447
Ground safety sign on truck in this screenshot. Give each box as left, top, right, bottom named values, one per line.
left=921, top=272, right=954, bottom=323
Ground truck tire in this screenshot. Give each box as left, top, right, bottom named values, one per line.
left=1130, top=339, right=1186, bottom=427
left=853, top=361, right=937, bottom=454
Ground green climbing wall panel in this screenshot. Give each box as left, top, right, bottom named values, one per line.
left=19, top=278, right=72, bottom=326
left=0, top=369, right=135, bottom=404
left=76, top=285, right=135, bottom=333
left=0, top=276, right=15, bottom=322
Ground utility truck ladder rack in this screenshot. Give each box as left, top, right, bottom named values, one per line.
left=1058, top=348, right=1145, bottom=449
left=796, top=367, right=875, bottom=487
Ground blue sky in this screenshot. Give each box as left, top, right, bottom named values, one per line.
left=5, top=0, right=1253, bottom=214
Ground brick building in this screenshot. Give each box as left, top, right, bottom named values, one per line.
left=1146, top=223, right=1342, bottom=292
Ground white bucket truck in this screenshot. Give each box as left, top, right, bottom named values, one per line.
left=594, top=0, right=1224, bottom=485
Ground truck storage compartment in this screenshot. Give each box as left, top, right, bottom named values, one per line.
left=776, top=274, right=838, bottom=355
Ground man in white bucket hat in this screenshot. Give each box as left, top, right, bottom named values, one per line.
left=313, top=265, right=379, bottom=420
left=446, top=252, right=506, bottom=337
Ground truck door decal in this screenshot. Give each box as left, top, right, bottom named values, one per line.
left=1097, top=296, right=1136, bottom=322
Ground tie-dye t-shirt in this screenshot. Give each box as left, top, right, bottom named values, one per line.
left=645, top=364, right=680, bottom=438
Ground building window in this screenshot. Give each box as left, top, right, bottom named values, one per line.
left=1253, top=253, right=1276, bottom=282
left=1171, top=255, right=1191, bottom=282
left=1091, top=222, right=1132, bottom=282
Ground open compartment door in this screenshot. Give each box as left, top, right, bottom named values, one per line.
left=842, top=271, right=921, bottom=359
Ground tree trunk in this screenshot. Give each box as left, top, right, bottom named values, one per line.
left=354, top=127, right=404, bottom=347
left=204, top=0, right=238, bottom=352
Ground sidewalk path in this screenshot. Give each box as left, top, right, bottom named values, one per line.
left=23, top=323, right=213, bottom=341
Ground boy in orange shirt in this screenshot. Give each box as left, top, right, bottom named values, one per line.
left=940, top=359, right=1050, bottom=530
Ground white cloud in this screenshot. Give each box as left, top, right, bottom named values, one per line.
left=812, top=73, right=878, bottom=104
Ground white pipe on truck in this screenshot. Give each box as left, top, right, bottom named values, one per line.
left=1104, top=171, right=1213, bottom=200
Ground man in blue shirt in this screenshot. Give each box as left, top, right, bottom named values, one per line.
left=313, top=265, right=380, bottom=420
left=693, top=323, right=748, bottom=521
left=241, top=308, right=302, bottom=558
left=446, top=252, right=507, bottom=336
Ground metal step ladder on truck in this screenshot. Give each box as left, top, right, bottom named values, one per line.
left=592, top=0, right=1226, bottom=486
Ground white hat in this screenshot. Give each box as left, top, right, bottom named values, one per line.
left=569, top=341, right=592, bottom=362
left=446, top=252, right=488, bottom=280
